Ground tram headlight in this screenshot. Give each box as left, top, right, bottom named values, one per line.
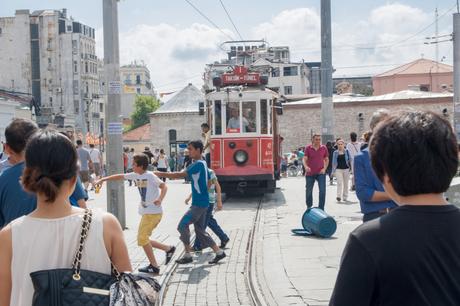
left=234, top=150, right=248, bottom=165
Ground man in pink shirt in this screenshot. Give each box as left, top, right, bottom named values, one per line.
left=303, top=134, right=329, bottom=210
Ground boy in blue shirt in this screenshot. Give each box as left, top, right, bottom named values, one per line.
left=156, top=140, right=226, bottom=264
left=186, top=168, right=229, bottom=251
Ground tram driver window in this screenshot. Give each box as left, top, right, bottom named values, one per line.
left=226, top=102, right=240, bottom=133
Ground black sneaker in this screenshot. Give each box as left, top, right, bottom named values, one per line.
left=220, top=239, right=230, bottom=249
left=336, top=197, right=341, bottom=202
left=165, top=246, right=176, bottom=264
left=138, top=264, right=160, bottom=275
left=209, top=252, right=226, bottom=264
left=176, top=256, right=193, bottom=264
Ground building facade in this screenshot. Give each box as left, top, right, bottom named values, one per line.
left=0, top=9, right=103, bottom=135
left=120, top=62, right=155, bottom=120
left=279, top=90, right=453, bottom=151
left=149, top=83, right=204, bottom=155
left=372, top=58, right=453, bottom=95
left=203, top=41, right=310, bottom=96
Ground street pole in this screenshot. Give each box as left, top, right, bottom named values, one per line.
left=454, top=13, right=460, bottom=141
left=103, top=0, right=126, bottom=228
left=320, top=0, right=334, bottom=143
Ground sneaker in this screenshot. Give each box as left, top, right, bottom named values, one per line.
left=176, top=256, right=193, bottom=264
left=336, top=197, right=341, bottom=202
left=165, top=246, right=176, bottom=265
left=209, top=252, right=226, bottom=264
left=138, top=264, right=160, bottom=275
left=220, top=239, right=230, bottom=249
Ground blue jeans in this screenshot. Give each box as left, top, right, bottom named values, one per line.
left=194, top=203, right=229, bottom=250
left=305, top=174, right=326, bottom=210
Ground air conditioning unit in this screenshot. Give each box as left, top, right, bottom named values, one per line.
left=56, top=87, right=62, bottom=93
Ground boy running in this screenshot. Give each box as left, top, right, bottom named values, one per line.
left=186, top=168, right=230, bottom=251
left=155, top=140, right=226, bottom=264
left=96, top=153, right=176, bottom=274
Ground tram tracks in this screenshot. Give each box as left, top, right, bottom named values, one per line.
left=156, top=195, right=270, bottom=306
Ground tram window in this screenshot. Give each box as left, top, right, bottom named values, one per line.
left=269, top=100, right=273, bottom=134
left=261, top=99, right=268, bottom=134
left=214, top=100, right=222, bottom=135
left=226, top=102, right=240, bottom=133
left=242, top=101, right=257, bottom=133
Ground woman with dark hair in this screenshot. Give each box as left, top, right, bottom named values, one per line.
left=326, top=141, right=335, bottom=185
left=0, top=130, right=131, bottom=306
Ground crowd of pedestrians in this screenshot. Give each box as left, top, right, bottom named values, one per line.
left=2, top=110, right=460, bottom=305
left=0, top=118, right=228, bottom=306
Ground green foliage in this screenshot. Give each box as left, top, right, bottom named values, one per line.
left=353, top=84, right=374, bottom=96
left=131, top=95, right=160, bottom=129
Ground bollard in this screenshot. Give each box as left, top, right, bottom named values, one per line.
left=292, top=207, right=337, bottom=238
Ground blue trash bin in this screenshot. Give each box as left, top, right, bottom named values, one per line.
left=301, top=208, right=337, bottom=238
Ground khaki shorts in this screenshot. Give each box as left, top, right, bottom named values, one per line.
left=79, top=170, right=90, bottom=183
left=137, top=214, right=162, bottom=246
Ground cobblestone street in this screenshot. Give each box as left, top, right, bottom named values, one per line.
left=90, top=176, right=363, bottom=305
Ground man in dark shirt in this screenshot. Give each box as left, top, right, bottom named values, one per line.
left=330, top=111, right=460, bottom=305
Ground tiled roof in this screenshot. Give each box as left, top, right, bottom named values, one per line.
left=375, top=58, right=453, bottom=77
left=123, top=123, right=151, bottom=142
left=153, top=83, right=204, bottom=114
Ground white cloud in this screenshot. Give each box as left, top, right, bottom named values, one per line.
left=96, top=23, right=231, bottom=93
left=252, top=8, right=321, bottom=53
left=250, top=3, right=452, bottom=77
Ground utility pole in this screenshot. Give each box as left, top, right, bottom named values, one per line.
left=435, top=8, right=439, bottom=71
left=320, top=0, right=334, bottom=143
left=454, top=12, right=460, bottom=141
left=103, top=0, right=126, bottom=228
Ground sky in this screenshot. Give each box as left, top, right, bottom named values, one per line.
left=1, top=0, right=457, bottom=93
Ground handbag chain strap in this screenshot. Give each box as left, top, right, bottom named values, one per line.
left=71, top=209, right=121, bottom=281
left=72, top=209, right=92, bottom=280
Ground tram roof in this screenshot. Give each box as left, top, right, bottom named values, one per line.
left=153, top=83, right=204, bottom=115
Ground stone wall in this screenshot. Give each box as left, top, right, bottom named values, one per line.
left=150, top=112, right=206, bottom=152
left=279, top=97, right=453, bottom=152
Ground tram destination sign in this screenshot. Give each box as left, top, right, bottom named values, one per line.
left=221, top=66, right=260, bottom=85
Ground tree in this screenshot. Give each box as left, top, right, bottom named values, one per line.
left=130, top=95, right=160, bottom=129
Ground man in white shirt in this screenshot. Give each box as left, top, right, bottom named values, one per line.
left=201, top=123, right=211, bottom=167
left=89, top=144, right=103, bottom=179
left=346, top=132, right=361, bottom=191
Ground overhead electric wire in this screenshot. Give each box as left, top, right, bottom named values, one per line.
left=383, top=3, right=457, bottom=49
left=218, top=0, right=244, bottom=41
left=183, top=0, right=235, bottom=41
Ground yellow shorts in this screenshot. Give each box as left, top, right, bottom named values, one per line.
left=137, top=214, right=162, bottom=246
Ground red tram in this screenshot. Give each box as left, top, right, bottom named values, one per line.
left=206, top=66, right=283, bottom=194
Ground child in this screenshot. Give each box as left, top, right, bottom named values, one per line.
left=185, top=168, right=229, bottom=251
left=96, top=153, right=176, bottom=274
left=155, top=140, right=226, bottom=265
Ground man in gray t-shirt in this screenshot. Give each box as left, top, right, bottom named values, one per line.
left=76, top=140, right=92, bottom=190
